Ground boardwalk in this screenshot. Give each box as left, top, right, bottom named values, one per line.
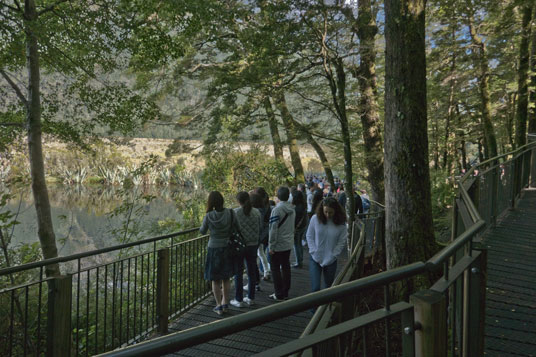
left=166, top=250, right=347, bottom=356
left=483, top=189, right=536, bottom=356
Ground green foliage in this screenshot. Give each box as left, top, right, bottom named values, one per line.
left=201, top=143, right=292, bottom=197
left=430, top=170, right=456, bottom=242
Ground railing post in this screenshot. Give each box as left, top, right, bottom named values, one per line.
left=490, top=160, right=499, bottom=227
left=410, top=289, right=446, bottom=357
left=47, top=275, right=72, bottom=357
left=510, top=157, right=518, bottom=209
left=529, top=133, right=536, bottom=188
left=464, top=249, right=487, bottom=357
left=401, top=307, right=415, bottom=357
left=156, top=248, right=170, bottom=334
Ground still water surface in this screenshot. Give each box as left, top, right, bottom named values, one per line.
left=3, top=184, right=201, bottom=257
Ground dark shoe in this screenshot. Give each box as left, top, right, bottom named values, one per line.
left=256, top=284, right=261, bottom=291
left=213, top=305, right=223, bottom=316
left=221, top=304, right=229, bottom=313
left=292, top=263, right=303, bottom=269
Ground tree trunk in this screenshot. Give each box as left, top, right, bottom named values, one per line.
left=443, top=28, right=457, bottom=171
left=456, top=104, right=468, bottom=172
left=514, top=5, right=533, bottom=148
left=528, top=4, right=536, bottom=134
left=331, top=59, right=355, bottom=225
left=293, top=121, right=335, bottom=189
left=356, top=0, right=385, bottom=204
left=384, top=0, right=435, bottom=273
left=467, top=10, right=498, bottom=159
left=263, top=97, right=285, bottom=162
left=25, top=0, right=60, bottom=277
left=507, top=93, right=516, bottom=148
left=274, top=93, right=305, bottom=183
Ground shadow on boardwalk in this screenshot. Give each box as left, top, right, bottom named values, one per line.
left=483, top=188, right=536, bottom=356
left=165, top=250, right=347, bottom=356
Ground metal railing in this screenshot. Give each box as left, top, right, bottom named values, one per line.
left=98, top=141, right=535, bottom=357
left=0, top=227, right=210, bottom=356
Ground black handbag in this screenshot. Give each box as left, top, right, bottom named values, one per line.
left=228, top=209, right=246, bottom=257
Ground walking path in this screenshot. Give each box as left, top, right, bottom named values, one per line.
left=483, top=189, right=536, bottom=356
left=165, top=250, right=346, bottom=356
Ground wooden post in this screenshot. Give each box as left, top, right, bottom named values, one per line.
left=464, top=249, right=487, bottom=357
left=410, top=290, right=446, bottom=357
left=401, top=307, right=415, bottom=357
left=529, top=133, right=536, bottom=187
left=490, top=161, right=499, bottom=227
left=156, top=248, right=170, bottom=334
left=47, top=275, right=72, bottom=357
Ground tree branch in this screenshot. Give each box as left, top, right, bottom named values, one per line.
left=0, top=70, right=28, bottom=108
left=0, top=123, right=24, bottom=127
left=1, top=1, right=20, bottom=12
left=37, top=0, right=68, bottom=16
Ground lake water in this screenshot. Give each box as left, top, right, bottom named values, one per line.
left=2, top=184, right=204, bottom=257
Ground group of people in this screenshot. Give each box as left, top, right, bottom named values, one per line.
left=200, top=184, right=349, bottom=316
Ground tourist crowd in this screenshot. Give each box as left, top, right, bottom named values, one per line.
left=200, top=179, right=370, bottom=316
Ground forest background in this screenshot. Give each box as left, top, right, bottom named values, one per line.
left=1, top=0, right=535, bottom=275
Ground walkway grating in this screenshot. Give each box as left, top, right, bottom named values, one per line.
left=483, top=189, right=536, bottom=357
left=164, top=250, right=347, bottom=356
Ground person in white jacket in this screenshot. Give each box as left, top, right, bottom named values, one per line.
left=306, top=197, right=347, bottom=292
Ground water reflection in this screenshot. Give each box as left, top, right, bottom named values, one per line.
left=3, top=184, right=205, bottom=257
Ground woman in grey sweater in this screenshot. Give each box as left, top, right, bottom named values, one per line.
left=200, top=191, right=236, bottom=316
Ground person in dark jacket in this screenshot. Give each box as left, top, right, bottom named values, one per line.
left=291, top=188, right=307, bottom=268
left=199, top=191, right=236, bottom=316
left=252, top=187, right=272, bottom=281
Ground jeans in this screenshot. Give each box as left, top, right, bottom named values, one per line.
left=257, top=243, right=270, bottom=276
left=244, top=245, right=258, bottom=299
left=271, top=250, right=291, bottom=299
left=309, top=259, right=337, bottom=292
left=293, top=227, right=306, bottom=266
left=234, top=246, right=259, bottom=301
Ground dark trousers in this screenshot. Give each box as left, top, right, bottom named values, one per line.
left=234, top=246, right=259, bottom=301
left=271, top=249, right=291, bottom=299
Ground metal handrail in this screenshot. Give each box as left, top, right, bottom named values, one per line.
left=0, top=227, right=200, bottom=276
left=459, top=141, right=536, bottom=181
left=99, top=140, right=536, bottom=356
left=99, top=217, right=488, bottom=356
left=98, top=261, right=427, bottom=357
left=302, top=226, right=366, bottom=336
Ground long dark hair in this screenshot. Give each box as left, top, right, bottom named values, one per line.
left=236, top=191, right=252, bottom=215
left=311, top=188, right=324, bottom=215
left=316, top=197, right=346, bottom=225
left=292, top=189, right=305, bottom=207
left=249, top=192, right=263, bottom=209
left=253, top=187, right=269, bottom=207
left=206, top=191, right=224, bottom=213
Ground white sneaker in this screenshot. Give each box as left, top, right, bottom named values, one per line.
left=230, top=299, right=245, bottom=308
left=243, top=297, right=255, bottom=305
left=243, top=284, right=249, bottom=291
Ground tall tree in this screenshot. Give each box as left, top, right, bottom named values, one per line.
left=0, top=0, right=161, bottom=276
left=263, top=97, right=285, bottom=162
left=274, top=92, right=306, bottom=183
left=514, top=4, right=533, bottom=148
left=384, top=0, right=436, bottom=275
left=465, top=0, right=499, bottom=158
left=528, top=4, right=536, bottom=134
left=353, top=0, right=385, bottom=204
